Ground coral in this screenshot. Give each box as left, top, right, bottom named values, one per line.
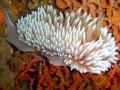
left=106, top=8, right=115, bottom=18
left=94, top=75, right=106, bottom=86
left=56, top=0, right=67, bottom=9
left=48, top=0, right=54, bottom=5
left=7, top=51, right=34, bottom=72
left=116, top=34, right=120, bottom=44
left=103, top=80, right=111, bottom=89
left=88, top=0, right=100, bottom=13
left=107, top=64, right=117, bottom=81
left=112, top=24, right=120, bottom=37
left=102, top=18, right=111, bottom=27
left=15, top=54, right=41, bottom=90
left=37, top=59, right=84, bottom=90
left=72, top=73, right=83, bottom=84
left=111, top=10, right=120, bottom=24
left=1, top=0, right=120, bottom=90
left=117, top=53, right=120, bottom=60
left=114, top=1, right=120, bottom=9
left=84, top=4, right=91, bottom=15
left=6, top=53, right=120, bottom=90
left=71, top=0, right=82, bottom=7
left=100, top=0, right=114, bottom=9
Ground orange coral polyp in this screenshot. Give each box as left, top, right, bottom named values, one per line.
left=111, top=10, right=120, bottom=24
left=107, top=8, right=114, bottom=18
left=112, top=24, right=120, bottom=37
left=91, top=11, right=102, bottom=21
left=102, top=18, right=111, bottom=27
left=116, top=34, right=120, bottom=44
left=72, top=74, right=83, bottom=83
left=95, top=75, right=106, bottom=86
left=63, top=67, right=69, bottom=79
left=114, top=1, right=120, bottom=9
left=56, top=0, right=67, bottom=9
left=84, top=5, right=91, bottom=15
left=56, top=69, right=63, bottom=78
left=101, top=0, right=114, bottom=9
left=89, top=1, right=100, bottom=12
left=71, top=0, right=82, bottom=7
left=103, top=80, right=111, bottom=88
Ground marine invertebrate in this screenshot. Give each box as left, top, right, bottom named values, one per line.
left=4, top=5, right=118, bottom=74
left=7, top=51, right=33, bottom=71
left=100, top=0, right=114, bottom=9
left=112, top=24, right=120, bottom=37
left=56, top=0, right=67, bottom=9
left=94, top=75, right=106, bottom=86
left=15, top=54, right=41, bottom=90
left=111, top=10, right=120, bottom=24
left=102, top=18, right=111, bottom=27
left=106, top=8, right=114, bottom=19
left=88, top=0, right=100, bottom=13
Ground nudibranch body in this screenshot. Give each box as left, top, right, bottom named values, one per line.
left=4, top=5, right=118, bottom=74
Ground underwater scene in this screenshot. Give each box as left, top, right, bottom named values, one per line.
left=0, top=0, right=120, bottom=90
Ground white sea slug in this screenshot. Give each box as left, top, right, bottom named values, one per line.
left=3, top=5, right=118, bottom=74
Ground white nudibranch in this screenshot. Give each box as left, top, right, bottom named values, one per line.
left=4, top=5, right=118, bottom=74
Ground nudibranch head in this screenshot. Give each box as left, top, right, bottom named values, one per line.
left=16, top=5, right=118, bottom=74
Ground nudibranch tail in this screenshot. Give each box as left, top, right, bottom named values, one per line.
left=3, top=9, right=35, bottom=52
